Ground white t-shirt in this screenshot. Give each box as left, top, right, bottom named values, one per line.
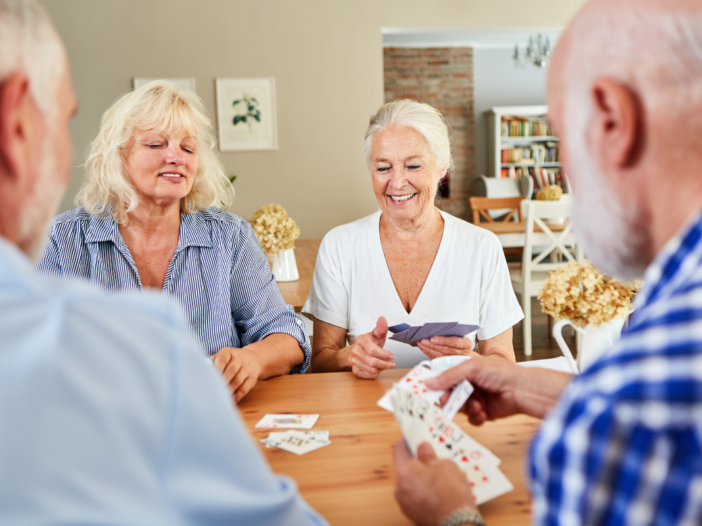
left=303, top=210, right=524, bottom=369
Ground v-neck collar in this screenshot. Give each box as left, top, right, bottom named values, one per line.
left=369, top=209, right=454, bottom=316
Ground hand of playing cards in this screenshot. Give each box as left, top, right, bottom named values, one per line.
left=377, top=361, right=475, bottom=420
left=390, top=387, right=513, bottom=505
left=388, top=322, right=479, bottom=347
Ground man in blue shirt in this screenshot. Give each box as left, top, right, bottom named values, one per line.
left=393, top=0, right=702, bottom=525
left=0, top=1, right=326, bottom=524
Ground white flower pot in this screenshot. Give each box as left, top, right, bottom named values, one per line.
left=553, top=318, right=625, bottom=374
left=270, top=248, right=299, bottom=282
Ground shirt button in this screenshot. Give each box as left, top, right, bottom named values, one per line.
left=296, top=320, right=302, bottom=325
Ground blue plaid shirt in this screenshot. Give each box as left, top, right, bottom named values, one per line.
left=530, top=210, right=702, bottom=525
left=37, top=207, right=311, bottom=373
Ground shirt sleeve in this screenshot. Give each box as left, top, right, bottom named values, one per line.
left=477, top=234, right=524, bottom=340
left=167, top=328, right=327, bottom=526
left=36, top=226, right=64, bottom=277
left=229, top=221, right=311, bottom=374
left=302, top=232, right=349, bottom=329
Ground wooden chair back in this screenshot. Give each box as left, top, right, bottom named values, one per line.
left=470, top=196, right=524, bottom=224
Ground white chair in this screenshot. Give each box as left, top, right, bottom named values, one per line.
left=510, top=199, right=581, bottom=356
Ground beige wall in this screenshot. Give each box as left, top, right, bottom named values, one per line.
left=43, top=0, right=585, bottom=238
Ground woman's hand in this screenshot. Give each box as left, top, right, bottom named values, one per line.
left=417, top=335, right=474, bottom=360
left=393, top=439, right=477, bottom=526
left=348, top=317, right=396, bottom=379
left=212, top=347, right=263, bottom=402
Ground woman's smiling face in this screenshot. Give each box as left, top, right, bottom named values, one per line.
left=123, top=128, right=198, bottom=209
left=370, top=125, right=445, bottom=224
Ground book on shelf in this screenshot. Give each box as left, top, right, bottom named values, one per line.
left=501, top=142, right=559, bottom=164
left=500, top=116, right=552, bottom=137
left=500, top=166, right=563, bottom=191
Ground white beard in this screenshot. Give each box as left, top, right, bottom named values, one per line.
left=19, top=125, right=65, bottom=262
left=567, top=129, right=651, bottom=281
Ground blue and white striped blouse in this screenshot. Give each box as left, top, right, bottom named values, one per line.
left=37, top=206, right=311, bottom=374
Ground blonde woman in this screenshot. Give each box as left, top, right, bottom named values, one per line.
left=38, top=81, right=310, bottom=401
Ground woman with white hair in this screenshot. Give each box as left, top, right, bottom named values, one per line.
left=38, top=81, right=310, bottom=401
left=303, top=99, right=523, bottom=378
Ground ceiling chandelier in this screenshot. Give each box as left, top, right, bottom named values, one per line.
left=513, top=34, right=551, bottom=68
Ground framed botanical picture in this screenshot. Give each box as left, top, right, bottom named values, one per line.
left=133, top=77, right=196, bottom=92
left=216, top=77, right=278, bottom=151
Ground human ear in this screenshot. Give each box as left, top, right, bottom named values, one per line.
left=588, top=77, right=644, bottom=171
left=0, top=72, right=41, bottom=182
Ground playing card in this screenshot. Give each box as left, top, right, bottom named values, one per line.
left=262, top=430, right=330, bottom=448
left=266, top=431, right=331, bottom=455
left=452, top=450, right=513, bottom=504
left=389, top=322, right=480, bottom=347
left=390, top=388, right=512, bottom=505
left=442, top=380, right=475, bottom=420
left=255, top=414, right=320, bottom=429
left=377, top=363, right=443, bottom=412
left=438, top=323, right=480, bottom=338
left=412, top=322, right=450, bottom=343
left=389, top=323, right=411, bottom=334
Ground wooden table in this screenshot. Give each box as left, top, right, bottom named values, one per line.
left=477, top=221, right=572, bottom=249
left=277, top=239, right=321, bottom=311
left=239, top=369, right=539, bottom=526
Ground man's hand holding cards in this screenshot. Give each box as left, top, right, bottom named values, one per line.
left=390, top=387, right=513, bottom=505
left=377, top=361, right=474, bottom=420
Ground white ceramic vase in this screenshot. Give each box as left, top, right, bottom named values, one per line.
left=270, top=248, right=299, bottom=282
left=553, top=317, right=625, bottom=374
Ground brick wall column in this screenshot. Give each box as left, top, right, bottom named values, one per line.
left=383, top=47, right=474, bottom=220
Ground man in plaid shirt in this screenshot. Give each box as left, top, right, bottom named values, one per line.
left=392, top=0, right=702, bottom=524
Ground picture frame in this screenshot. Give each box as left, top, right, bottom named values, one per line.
left=216, top=77, right=278, bottom=151
left=132, top=77, right=196, bottom=92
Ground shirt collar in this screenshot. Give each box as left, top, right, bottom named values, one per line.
left=632, top=206, right=702, bottom=323
left=177, top=212, right=213, bottom=250
left=83, top=211, right=213, bottom=250
left=83, top=213, right=121, bottom=244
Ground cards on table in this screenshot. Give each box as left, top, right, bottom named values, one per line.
left=388, top=322, right=479, bottom=347
left=261, top=430, right=331, bottom=455
left=377, top=362, right=474, bottom=420
left=255, top=414, right=320, bottom=429
left=390, top=387, right=513, bottom=505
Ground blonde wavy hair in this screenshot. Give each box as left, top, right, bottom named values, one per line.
left=76, top=80, right=233, bottom=224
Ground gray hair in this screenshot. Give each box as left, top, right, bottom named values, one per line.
left=364, top=99, right=454, bottom=174
left=562, top=1, right=702, bottom=135
left=0, top=0, right=64, bottom=119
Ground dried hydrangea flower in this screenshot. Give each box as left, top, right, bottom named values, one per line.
left=251, top=204, right=301, bottom=255
left=535, top=185, right=563, bottom=201
left=537, top=259, right=634, bottom=327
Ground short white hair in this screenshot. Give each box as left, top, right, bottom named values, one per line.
left=76, top=80, right=233, bottom=224
left=0, top=0, right=64, bottom=119
left=364, top=99, right=454, bottom=174
left=562, top=1, right=702, bottom=135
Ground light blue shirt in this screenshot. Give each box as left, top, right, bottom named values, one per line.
left=0, top=237, right=326, bottom=526
left=37, top=206, right=311, bottom=373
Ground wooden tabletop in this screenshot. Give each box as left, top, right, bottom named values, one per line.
left=239, top=369, right=538, bottom=526
left=277, top=239, right=321, bottom=311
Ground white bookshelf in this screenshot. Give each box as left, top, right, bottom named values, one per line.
left=486, top=105, right=562, bottom=187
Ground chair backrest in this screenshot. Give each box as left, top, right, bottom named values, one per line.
left=521, top=199, right=581, bottom=275
left=470, top=196, right=524, bottom=224
left=473, top=175, right=533, bottom=219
